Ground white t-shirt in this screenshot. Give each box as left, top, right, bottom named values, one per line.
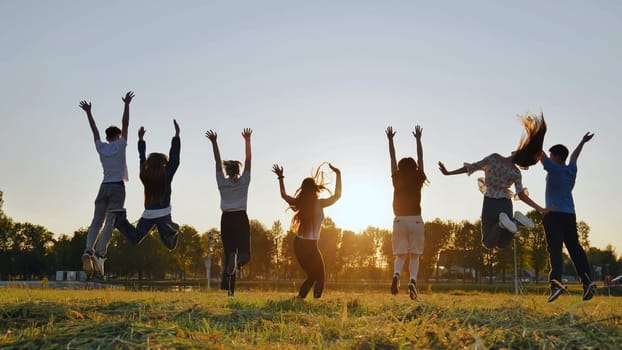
left=95, top=137, right=128, bottom=183
left=216, top=170, right=250, bottom=212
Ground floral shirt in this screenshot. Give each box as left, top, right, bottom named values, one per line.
left=465, top=153, right=525, bottom=199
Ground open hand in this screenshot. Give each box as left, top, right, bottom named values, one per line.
left=122, top=91, right=135, bottom=104
left=582, top=132, right=594, bottom=144
left=413, top=125, right=422, bottom=139
left=79, top=100, right=92, bottom=113
left=242, top=128, right=253, bottom=140
left=272, top=164, right=284, bottom=178
left=385, top=126, right=396, bottom=139
left=328, top=163, right=340, bottom=174
left=205, top=130, right=217, bottom=142
left=138, top=126, right=146, bottom=140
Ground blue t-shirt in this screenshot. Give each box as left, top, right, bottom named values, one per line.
left=542, top=156, right=577, bottom=214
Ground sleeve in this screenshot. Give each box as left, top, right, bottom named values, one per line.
left=541, top=155, right=555, bottom=171
left=513, top=171, right=525, bottom=195
left=166, top=136, right=181, bottom=179
left=567, top=162, right=577, bottom=176
left=465, top=155, right=491, bottom=176
left=138, top=139, right=147, bottom=168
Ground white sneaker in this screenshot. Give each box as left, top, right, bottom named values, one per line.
left=499, top=213, right=517, bottom=233
left=92, top=255, right=106, bottom=277
left=514, top=211, right=534, bottom=229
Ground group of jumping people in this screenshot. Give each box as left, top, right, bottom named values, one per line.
left=80, top=91, right=597, bottom=302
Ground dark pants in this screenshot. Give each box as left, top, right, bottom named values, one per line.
left=543, top=212, right=592, bottom=285
left=115, top=214, right=179, bottom=250
left=481, top=196, right=515, bottom=249
left=294, top=236, right=325, bottom=299
left=220, top=211, right=251, bottom=291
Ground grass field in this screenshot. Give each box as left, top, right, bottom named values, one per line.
left=1, top=285, right=621, bottom=349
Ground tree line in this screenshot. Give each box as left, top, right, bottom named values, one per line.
left=1, top=190, right=620, bottom=282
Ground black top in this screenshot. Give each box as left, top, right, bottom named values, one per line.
left=138, top=136, right=180, bottom=210
left=392, top=170, right=425, bottom=216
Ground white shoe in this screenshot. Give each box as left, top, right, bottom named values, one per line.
left=514, top=211, right=534, bottom=229
left=499, top=213, right=517, bottom=233
left=92, top=255, right=106, bottom=277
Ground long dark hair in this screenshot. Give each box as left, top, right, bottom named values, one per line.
left=395, top=157, right=427, bottom=185
left=289, top=164, right=331, bottom=232
left=513, top=113, right=547, bottom=168
left=140, top=153, right=169, bottom=206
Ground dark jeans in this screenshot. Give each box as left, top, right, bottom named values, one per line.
left=481, top=196, right=515, bottom=249
left=543, top=212, right=592, bottom=285
left=220, top=211, right=251, bottom=292
left=294, top=236, right=325, bottom=299
left=115, top=213, right=179, bottom=250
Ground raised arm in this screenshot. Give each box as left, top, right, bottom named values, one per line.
left=205, top=130, right=222, bottom=172
left=438, top=162, right=468, bottom=176
left=413, top=125, right=424, bottom=173
left=569, top=132, right=594, bottom=163
left=79, top=100, right=100, bottom=142
left=138, top=126, right=147, bottom=168
left=386, top=127, right=397, bottom=175
left=167, top=119, right=181, bottom=176
left=321, top=163, right=342, bottom=207
left=121, top=91, right=134, bottom=140
left=242, top=128, right=252, bottom=173
left=272, top=164, right=295, bottom=205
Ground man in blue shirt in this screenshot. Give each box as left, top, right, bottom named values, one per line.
left=540, top=132, right=596, bottom=302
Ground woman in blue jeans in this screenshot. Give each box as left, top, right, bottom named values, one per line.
left=113, top=119, right=181, bottom=250
left=272, top=162, right=341, bottom=299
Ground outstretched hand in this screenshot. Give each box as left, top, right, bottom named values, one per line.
left=413, top=125, right=423, bottom=139
left=328, top=163, right=341, bottom=174
left=79, top=100, right=92, bottom=113
left=173, top=119, right=180, bottom=136
left=138, top=126, right=146, bottom=140
left=438, top=161, right=449, bottom=175
left=385, top=126, right=396, bottom=139
left=582, top=132, right=594, bottom=144
left=122, top=91, right=135, bottom=104
left=242, top=128, right=253, bottom=140
left=205, top=130, right=217, bottom=142
left=272, top=164, right=284, bottom=179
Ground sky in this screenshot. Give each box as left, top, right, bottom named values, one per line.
left=1, top=1, right=620, bottom=252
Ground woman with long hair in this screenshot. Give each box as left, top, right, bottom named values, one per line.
left=205, top=128, right=252, bottom=297
left=386, top=125, right=427, bottom=300
left=272, top=162, right=341, bottom=299
left=112, top=119, right=181, bottom=254
left=438, top=113, right=550, bottom=250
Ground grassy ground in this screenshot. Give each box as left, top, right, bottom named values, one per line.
left=1, top=286, right=621, bottom=349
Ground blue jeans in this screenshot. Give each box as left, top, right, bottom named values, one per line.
left=115, top=213, right=179, bottom=250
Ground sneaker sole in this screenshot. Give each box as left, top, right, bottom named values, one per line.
left=514, top=211, right=535, bottom=229
left=582, top=282, right=597, bottom=301
left=499, top=213, right=517, bottom=233
left=547, top=288, right=564, bottom=303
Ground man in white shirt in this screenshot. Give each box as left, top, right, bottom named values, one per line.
left=79, top=91, right=134, bottom=279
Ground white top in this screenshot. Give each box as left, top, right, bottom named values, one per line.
left=297, top=201, right=324, bottom=241
left=142, top=206, right=172, bottom=219
left=465, top=153, right=525, bottom=199
left=95, top=138, right=128, bottom=183
left=216, top=170, right=250, bottom=212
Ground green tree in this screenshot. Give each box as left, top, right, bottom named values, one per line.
left=522, top=210, right=548, bottom=283
left=171, top=225, right=204, bottom=280
left=318, top=217, right=341, bottom=279
left=422, top=218, right=454, bottom=281
left=249, top=219, right=275, bottom=279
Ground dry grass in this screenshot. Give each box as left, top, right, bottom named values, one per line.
left=1, top=287, right=621, bottom=349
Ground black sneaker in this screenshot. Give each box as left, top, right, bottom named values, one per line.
left=391, top=274, right=399, bottom=295
left=226, top=251, right=238, bottom=276
left=408, top=279, right=418, bottom=300
left=547, top=280, right=567, bottom=303
left=582, top=282, right=597, bottom=301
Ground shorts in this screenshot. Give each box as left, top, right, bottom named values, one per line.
left=392, top=215, right=424, bottom=255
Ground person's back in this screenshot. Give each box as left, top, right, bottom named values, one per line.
left=542, top=152, right=576, bottom=214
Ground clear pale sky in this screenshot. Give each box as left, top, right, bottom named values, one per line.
left=1, top=1, right=620, bottom=252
